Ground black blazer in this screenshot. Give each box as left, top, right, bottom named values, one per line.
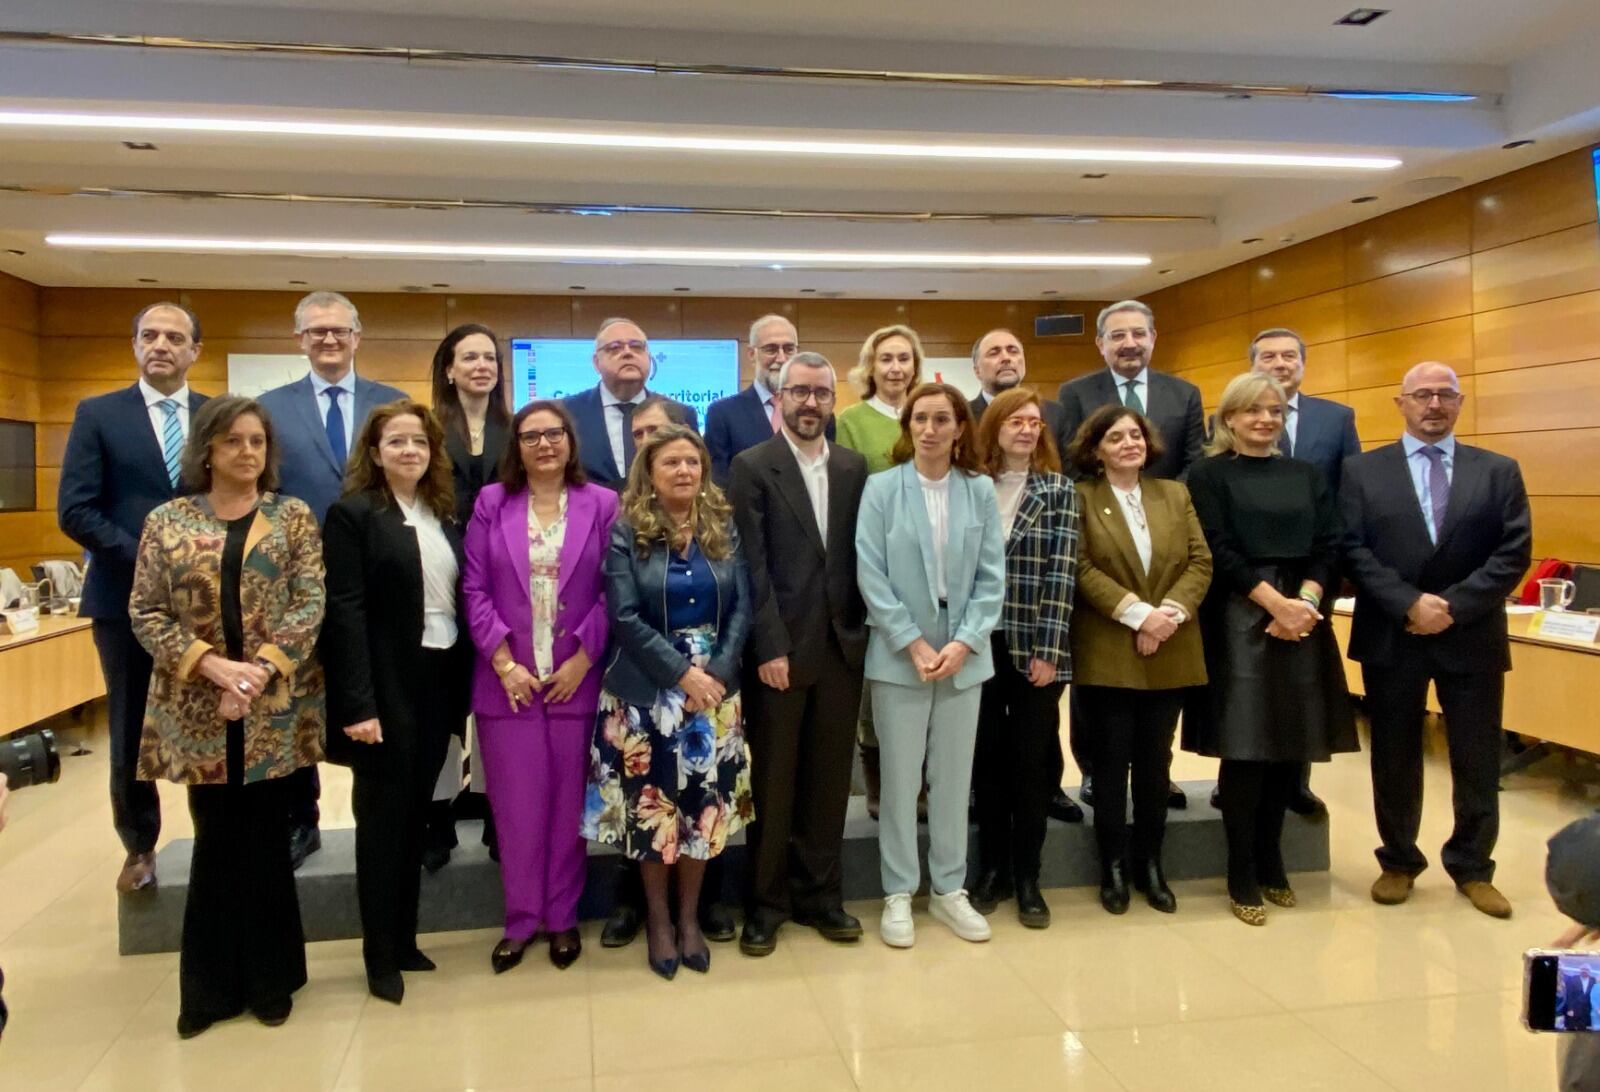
left=728, top=434, right=869, bottom=686
left=57, top=383, right=210, bottom=619
left=320, top=491, right=472, bottom=770
left=1339, top=440, right=1532, bottom=673
left=705, top=384, right=836, bottom=486
left=561, top=384, right=700, bottom=488
left=444, top=416, right=511, bottom=525
left=1057, top=369, right=1204, bottom=481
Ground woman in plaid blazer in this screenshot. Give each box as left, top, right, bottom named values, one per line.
left=969, top=387, right=1079, bottom=929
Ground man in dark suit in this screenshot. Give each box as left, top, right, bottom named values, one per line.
left=729, top=352, right=869, bottom=956
left=58, top=301, right=210, bottom=894
left=1057, top=300, right=1202, bottom=811
left=1341, top=361, right=1531, bottom=919
left=705, top=314, right=836, bottom=485
left=1565, top=967, right=1598, bottom=1030
left=560, top=317, right=699, bottom=488
left=258, top=290, right=406, bottom=868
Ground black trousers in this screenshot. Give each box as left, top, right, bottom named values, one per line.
left=181, top=747, right=306, bottom=1023
left=91, top=618, right=161, bottom=855
left=351, top=650, right=452, bottom=975
left=744, top=640, right=862, bottom=920
left=1217, top=759, right=1297, bottom=903
left=1366, top=662, right=1503, bottom=885
left=1066, top=687, right=1093, bottom=781
left=1077, top=685, right=1181, bottom=866
left=286, top=764, right=321, bottom=831
left=973, top=634, right=1066, bottom=882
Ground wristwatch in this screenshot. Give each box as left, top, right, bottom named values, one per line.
left=254, top=657, right=279, bottom=681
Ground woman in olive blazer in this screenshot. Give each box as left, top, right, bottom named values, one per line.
left=1068, top=405, right=1211, bottom=916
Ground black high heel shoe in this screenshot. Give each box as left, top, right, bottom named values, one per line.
left=548, top=928, right=582, bottom=970
left=646, top=923, right=679, bottom=980
left=491, top=936, right=531, bottom=975
left=1099, top=858, right=1130, bottom=915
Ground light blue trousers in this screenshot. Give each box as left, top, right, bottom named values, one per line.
left=871, top=614, right=984, bottom=896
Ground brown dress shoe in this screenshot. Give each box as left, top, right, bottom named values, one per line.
left=1370, top=870, right=1413, bottom=905
left=1457, top=881, right=1512, bottom=919
left=116, top=852, right=157, bottom=894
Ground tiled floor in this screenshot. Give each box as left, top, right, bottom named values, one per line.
left=2, top=704, right=1594, bottom=1090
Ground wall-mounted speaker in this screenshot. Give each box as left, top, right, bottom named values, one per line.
left=1034, top=313, right=1085, bottom=338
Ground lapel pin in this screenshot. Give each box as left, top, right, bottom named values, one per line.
left=1103, top=507, right=1112, bottom=516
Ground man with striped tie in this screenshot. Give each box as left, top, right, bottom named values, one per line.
left=59, top=302, right=210, bottom=894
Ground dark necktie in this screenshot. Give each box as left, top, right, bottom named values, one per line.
left=618, top=401, right=637, bottom=474
left=1279, top=404, right=1295, bottom=458
left=1421, top=445, right=1450, bottom=541
left=1122, top=379, right=1144, bottom=414
left=324, top=387, right=347, bottom=467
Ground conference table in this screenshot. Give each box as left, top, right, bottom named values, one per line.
left=1329, top=601, right=1600, bottom=763
left=0, top=614, right=105, bottom=734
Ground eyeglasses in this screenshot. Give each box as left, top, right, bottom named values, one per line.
left=757, top=342, right=799, bottom=359
left=301, top=326, right=355, bottom=342
left=518, top=427, right=568, bottom=447
left=1003, top=416, right=1044, bottom=433
left=1401, top=389, right=1462, bottom=406
left=599, top=339, right=648, bottom=355
left=782, top=385, right=835, bottom=406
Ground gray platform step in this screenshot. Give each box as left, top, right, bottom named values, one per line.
left=118, top=780, right=1329, bottom=954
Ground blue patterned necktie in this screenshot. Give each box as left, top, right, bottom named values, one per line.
left=1421, top=445, right=1450, bottom=541
left=324, top=387, right=347, bottom=467
left=158, top=398, right=182, bottom=489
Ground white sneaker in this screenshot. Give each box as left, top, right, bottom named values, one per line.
left=929, top=889, right=992, bottom=942
left=880, top=893, right=915, bottom=948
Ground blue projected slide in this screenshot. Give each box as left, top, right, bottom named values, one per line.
left=509, top=338, right=740, bottom=413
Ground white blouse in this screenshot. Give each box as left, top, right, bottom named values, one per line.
left=996, top=470, right=1028, bottom=540
left=396, top=495, right=459, bottom=650
left=918, top=469, right=951, bottom=602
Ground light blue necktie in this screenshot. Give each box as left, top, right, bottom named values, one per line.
left=158, top=399, right=182, bottom=489
left=324, top=387, right=348, bottom=467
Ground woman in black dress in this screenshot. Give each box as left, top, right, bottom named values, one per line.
left=1182, top=372, right=1357, bottom=926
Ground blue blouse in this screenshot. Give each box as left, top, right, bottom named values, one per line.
left=664, top=540, right=718, bottom=630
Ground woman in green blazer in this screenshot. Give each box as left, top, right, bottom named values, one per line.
left=1068, top=404, right=1211, bottom=916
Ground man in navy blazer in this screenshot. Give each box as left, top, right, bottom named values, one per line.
left=58, top=302, right=210, bottom=894
left=1341, top=361, right=1531, bottom=919
left=257, top=290, right=405, bottom=866
left=560, top=317, right=699, bottom=489
left=705, top=314, right=834, bottom=484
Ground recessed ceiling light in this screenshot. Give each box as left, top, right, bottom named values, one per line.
left=673, top=286, right=691, bottom=291
left=1351, top=195, right=1379, bottom=203
left=800, top=287, right=817, bottom=293
left=4, top=248, right=24, bottom=256
left=1502, top=139, right=1536, bottom=150
left=288, top=279, right=308, bottom=285
left=568, top=285, right=586, bottom=290
left=1042, top=289, right=1059, bottom=296
left=0, top=110, right=1403, bottom=170
left=1241, top=237, right=1263, bottom=244
left=431, top=282, right=450, bottom=287
left=1158, top=268, right=1174, bottom=275
left=922, top=289, right=939, bottom=294
left=1081, top=172, right=1108, bottom=179
left=1335, top=8, right=1389, bottom=27
left=121, top=140, right=158, bottom=151
left=137, top=277, right=158, bottom=283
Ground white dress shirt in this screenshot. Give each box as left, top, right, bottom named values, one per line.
left=918, top=469, right=951, bottom=602
left=139, top=378, right=192, bottom=447
left=996, top=470, right=1028, bottom=540
left=395, top=494, right=459, bottom=649
left=308, top=368, right=358, bottom=454
left=1109, top=365, right=1151, bottom=413
left=783, top=431, right=830, bottom=540
left=599, top=383, right=646, bottom=475
left=1109, top=481, right=1157, bottom=630
left=867, top=396, right=901, bottom=420
left=1401, top=431, right=1456, bottom=544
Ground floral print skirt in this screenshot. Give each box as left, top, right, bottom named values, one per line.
left=581, top=625, right=753, bottom=862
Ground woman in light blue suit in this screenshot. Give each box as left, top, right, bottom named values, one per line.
left=856, top=381, right=1006, bottom=949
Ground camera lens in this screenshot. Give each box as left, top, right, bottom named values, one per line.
left=0, top=729, right=61, bottom=790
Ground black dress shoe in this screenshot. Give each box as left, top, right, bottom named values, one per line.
left=969, top=869, right=1014, bottom=915
left=793, top=907, right=863, bottom=941
left=740, top=915, right=780, bottom=956
left=367, top=971, right=404, bottom=1005
left=1098, top=858, right=1130, bottom=915
left=398, top=949, right=436, bottom=972
left=420, top=845, right=451, bottom=874
left=548, top=928, right=582, bottom=969
left=1166, top=781, right=1188, bottom=810
left=1287, top=789, right=1329, bottom=818
left=601, top=905, right=642, bottom=948
left=288, top=826, right=321, bottom=871
left=1210, top=787, right=1222, bottom=810
left=1015, top=877, right=1051, bottom=929
left=176, top=1013, right=214, bottom=1039
left=481, top=814, right=499, bottom=863
left=1079, top=775, right=1096, bottom=809
left=491, top=936, right=530, bottom=974
left=1132, top=859, right=1177, bottom=914
left=1047, top=789, right=1085, bottom=824
left=699, top=902, right=737, bottom=943
left=253, top=996, right=292, bottom=1026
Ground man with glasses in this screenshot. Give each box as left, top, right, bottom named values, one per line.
left=729, top=352, right=870, bottom=956
left=561, top=317, right=699, bottom=488
left=58, top=302, right=210, bottom=894
left=259, top=290, right=405, bottom=868
left=705, top=314, right=833, bottom=485
left=1340, top=361, right=1531, bottom=919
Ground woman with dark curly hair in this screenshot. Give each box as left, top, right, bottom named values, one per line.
left=581, top=424, right=753, bottom=979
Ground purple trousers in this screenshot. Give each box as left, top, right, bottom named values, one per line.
left=477, top=708, right=592, bottom=941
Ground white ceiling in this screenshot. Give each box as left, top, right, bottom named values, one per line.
left=0, top=0, right=1596, bottom=299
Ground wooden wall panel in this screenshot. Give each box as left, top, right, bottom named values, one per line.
left=1473, top=359, right=1600, bottom=434
left=445, top=294, right=574, bottom=337
left=1475, top=429, right=1600, bottom=496
left=40, top=288, right=169, bottom=337
left=1529, top=496, right=1600, bottom=565
left=1297, top=340, right=1349, bottom=395
left=569, top=297, right=684, bottom=337
left=1344, top=317, right=1476, bottom=391
left=1250, top=288, right=1347, bottom=347
left=0, top=272, right=39, bottom=335
left=1344, top=190, right=1472, bottom=285
left=1470, top=223, right=1600, bottom=313
left=1471, top=149, right=1599, bottom=253
left=1164, top=314, right=1252, bottom=371
left=36, top=424, right=69, bottom=467
left=1473, top=291, right=1600, bottom=373
left=794, top=299, right=911, bottom=340
left=1176, top=265, right=1251, bottom=323
left=1249, top=234, right=1346, bottom=310
left=1344, top=256, right=1473, bottom=338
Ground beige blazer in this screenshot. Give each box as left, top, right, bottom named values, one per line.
left=1071, top=476, right=1212, bottom=690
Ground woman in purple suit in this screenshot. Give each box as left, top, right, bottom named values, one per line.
left=464, top=399, right=618, bottom=973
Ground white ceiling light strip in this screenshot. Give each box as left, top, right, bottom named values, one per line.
left=44, top=234, right=1151, bottom=268
left=0, top=110, right=1402, bottom=170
